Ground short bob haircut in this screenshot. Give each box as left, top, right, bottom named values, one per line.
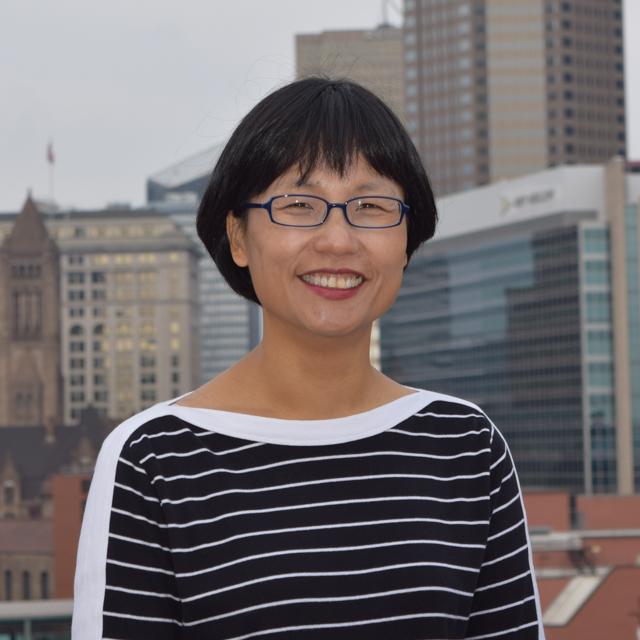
left=196, top=77, right=437, bottom=305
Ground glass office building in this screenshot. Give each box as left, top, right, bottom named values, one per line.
left=381, top=159, right=640, bottom=494
left=147, top=147, right=261, bottom=385
left=150, top=199, right=260, bottom=385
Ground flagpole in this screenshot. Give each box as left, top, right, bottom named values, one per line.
left=49, top=161, right=53, bottom=202
left=47, top=141, right=55, bottom=203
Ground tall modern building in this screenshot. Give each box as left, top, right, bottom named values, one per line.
left=403, top=0, right=626, bottom=195
left=0, top=200, right=201, bottom=424
left=147, top=147, right=262, bottom=384
left=381, top=157, right=640, bottom=495
left=296, top=23, right=405, bottom=120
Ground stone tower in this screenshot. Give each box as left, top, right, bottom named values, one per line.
left=0, top=196, right=63, bottom=428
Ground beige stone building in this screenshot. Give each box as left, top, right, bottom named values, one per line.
left=404, top=0, right=626, bottom=196
left=296, top=24, right=405, bottom=120
left=0, top=198, right=200, bottom=426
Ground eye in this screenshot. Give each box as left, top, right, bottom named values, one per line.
left=356, top=200, right=381, bottom=209
left=353, top=198, right=395, bottom=212
left=286, top=200, right=314, bottom=209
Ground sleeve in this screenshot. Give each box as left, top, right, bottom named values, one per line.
left=464, top=421, right=545, bottom=639
left=72, top=423, right=183, bottom=640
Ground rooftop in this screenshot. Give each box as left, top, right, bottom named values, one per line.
left=147, top=142, right=225, bottom=190
left=434, top=159, right=640, bottom=242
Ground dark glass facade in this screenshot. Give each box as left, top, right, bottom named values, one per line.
left=382, top=223, right=587, bottom=491
left=625, top=205, right=640, bottom=491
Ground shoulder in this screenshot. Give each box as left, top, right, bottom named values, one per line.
left=411, top=387, right=489, bottom=419
left=97, top=402, right=181, bottom=466
left=409, top=387, right=501, bottom=440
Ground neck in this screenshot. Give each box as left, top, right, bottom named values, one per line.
left=242, top=316, right=386, bottom=419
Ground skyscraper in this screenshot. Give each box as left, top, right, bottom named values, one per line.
left=296, top=23, right=405, bottom=120
left=381, top=158, right=639, bottom=495
left=403, top=0, right=626, bottom=195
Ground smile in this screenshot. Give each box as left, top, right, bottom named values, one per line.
left=300, top=273, right=364, bottom=290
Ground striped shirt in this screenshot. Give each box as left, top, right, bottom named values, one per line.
left=72, top=388, right=545, bottom=639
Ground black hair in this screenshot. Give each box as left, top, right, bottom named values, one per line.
left=196, top=76, right=437, bottom=305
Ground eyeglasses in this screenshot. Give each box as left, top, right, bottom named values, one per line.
left=236, top=194, right=409, bottom=228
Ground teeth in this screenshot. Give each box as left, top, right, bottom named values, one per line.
left=302, top=273, right=363, bottom=289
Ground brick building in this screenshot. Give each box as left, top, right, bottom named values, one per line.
left=525, top=491, right=640, bottom=638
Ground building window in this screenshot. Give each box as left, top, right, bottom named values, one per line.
left=140, top=355, right=156, bottom=368
left=4, top=570, right=12, bottom=600
left=587, top=330, right=612, bottom=356
left=3, top=483, right=15, bottom=505
left=67, top=272, right=85, bottom=284
left=140, top=372, right=156, bottom=385
left=22, top=571, right=31, bottom=600
left=91, top=271, right=106, bottom=283
left=587, top=292, right=611, bottom=323
left=94, top=390, right=109, bottom=402
left=40, top=571, right=49, bottom=599
left=589, top=363, right=613, bottom=388
left=68, top=290, right=85, bottom=301
left=70, top=324, right=84, bottom=336
left=141, top=389, right=156, bottom=402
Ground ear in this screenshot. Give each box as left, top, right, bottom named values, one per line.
left=226, top=212, right=248, bottom=268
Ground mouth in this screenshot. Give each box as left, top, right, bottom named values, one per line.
left=299, top=271, right=364, bottom=290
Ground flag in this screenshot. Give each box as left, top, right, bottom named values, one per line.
left=47, top=142, right=55, bottom=164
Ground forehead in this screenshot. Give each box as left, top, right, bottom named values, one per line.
left=267, top=157, right=402, bottom=195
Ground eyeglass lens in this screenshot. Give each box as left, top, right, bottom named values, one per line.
left=271, top=195, right=402, bottom=227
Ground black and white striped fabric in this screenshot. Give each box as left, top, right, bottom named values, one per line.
left=72, top=389, right=544, bottom=639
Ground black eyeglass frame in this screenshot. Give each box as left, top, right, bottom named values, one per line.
left=235, top=194, right=410, bottom=229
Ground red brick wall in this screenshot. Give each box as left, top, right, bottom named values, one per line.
left=523, top=492, right=571, bottom=531
left=52, top=473, right=90, bottom=598
left=577, top=495, right=640, bottom=529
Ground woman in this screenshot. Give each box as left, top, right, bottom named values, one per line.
left=72, top=78, right=544, bottom=639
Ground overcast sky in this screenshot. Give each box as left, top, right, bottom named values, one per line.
left=1, top=0, right=638, bottom=211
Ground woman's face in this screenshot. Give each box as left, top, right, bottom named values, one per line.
left=227, top=155, right=408, bottom=340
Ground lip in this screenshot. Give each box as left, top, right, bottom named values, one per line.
left=297, top=270, right=365, bottom=301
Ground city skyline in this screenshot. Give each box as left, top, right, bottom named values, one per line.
left=1, top=0, right=639, bottom=211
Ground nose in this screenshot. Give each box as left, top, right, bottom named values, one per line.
left=312, top=204, right=359, bottom=254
